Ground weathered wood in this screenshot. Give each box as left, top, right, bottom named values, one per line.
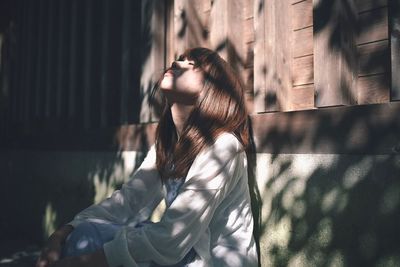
left=174, top=0, right=187, bottom=57
left=291, top=84, right=315, bottom=110
left=186, top=0, right=209, bottom=49
left=357, top=7, right=388, bottom=44
left=244, top=17, right=255, bottom=44
left=293, top=26, right=313, bottom=58
left=355, top=0, right=387, bottom=13
left=275, top=0, right=293, bottom=111
left=292, top=0, right=313, bottom=30
left=292, top=55, right=313, bottom=86
left=140, top=0, right=166, bottom=122
left=390, top=0, right=400, bottom=100
left=251, top=102, right=400, bottom=154
left=358, top=74, right=390, bottom=104
left=244, top=0, right=254, bottom=20
left=314, top=0, right=358, bottom=107
left=358, top=40, right=389, bottom=76
left=253, top=0, right=270, bottom=112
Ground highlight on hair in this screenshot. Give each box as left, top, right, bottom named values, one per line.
left=154, top=47, right=249, bottom=180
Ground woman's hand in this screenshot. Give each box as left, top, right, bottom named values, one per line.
left=36, top=225, right=74, bottom=267
left=48, top=250, right=109, bottom=267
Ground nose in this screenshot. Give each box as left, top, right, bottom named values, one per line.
left=171, top=61, right=180, bottom=69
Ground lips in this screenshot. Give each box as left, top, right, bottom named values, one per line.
left=164, top=69, right=174, bottom=76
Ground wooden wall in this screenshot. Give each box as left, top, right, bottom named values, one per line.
left=1, top=0, right=399, bottom=145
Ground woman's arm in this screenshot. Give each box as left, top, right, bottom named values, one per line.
left=103, top=133, right=244, bottom=267
left=48, top=249, right=108, bottom=267
left=38, top=146, right=162, bottom=267
left=36, top=225, right=74, bottom=267
left=69, top=145, right=163, bottom=227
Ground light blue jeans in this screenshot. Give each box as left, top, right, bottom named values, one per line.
left=62, top=221, right=196, bottom=267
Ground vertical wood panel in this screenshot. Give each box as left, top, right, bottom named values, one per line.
left=35, top=0, right=45, bottom=117
left=68, top=0, right=78, bottom=122
left=390, top=0, right=400, bottom=100
left=83, top=0, right=93, bottom=129
left=174, top=0, right=187, bottom=57
left=56, top=0, right=68, bottom=119
left=100, top=0, right=110, bottom=128
left=22, top=0, right=33, bottom=125
left=210, top=0, right=229, bottom=58
left=254, top=0, right=275, bottom=112
left=45, top=0, right=56, bottom=118
left=140, top=0, right=166, bottom=122
left=121, top=0, right=131, bottom=124
left=314, top=0, right=358, bottom=107
left=276, top=0, right=293, bottom=111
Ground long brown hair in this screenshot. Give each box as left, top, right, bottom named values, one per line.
left=155, top=47, right=249, bottom=180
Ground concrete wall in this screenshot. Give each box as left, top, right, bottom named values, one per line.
left=255, top=153, right=400, bottom=267
left=1, top=149, right=399, bottom=266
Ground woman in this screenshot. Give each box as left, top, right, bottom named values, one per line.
left=36, top=47, right=258, bottom=267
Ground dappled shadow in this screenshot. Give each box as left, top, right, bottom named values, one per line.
left=252, top=102, right=400, bottom=266
left=0, top=0, right=158, bottom=265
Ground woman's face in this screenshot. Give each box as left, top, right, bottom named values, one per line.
left=160, top=57, right=205, bottom=103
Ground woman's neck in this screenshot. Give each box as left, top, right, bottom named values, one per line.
left=170, top=102, right=194, bottom=137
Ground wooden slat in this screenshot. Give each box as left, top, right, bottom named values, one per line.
left=253, top=0, right=270, bottom=112
left=244, top=0, right=254, bottom=20
left=290, top=0, right=307, bottom=4
left=165, top=0, right=175, bottom=65
left=293, top=26, right=313, bottom=58
left=174, top=0, right=188, bottom=57
left=291, top=84, right=315, bottom=110
left=390, top=0, right=400, bottom=100
left=245, top=42, right=254, bottom=68
left=139, top=0, right=166, bottom=122
left=355, top=0, right=387, bottom=13
left=35, top=0, right=45, bottom=117
left=203, top=0, right=211, bottom=12
left=292, top=0, right=312, bottom=30
left=292, top=55, right=313, bottom=86
left=68, top=0, right=78, bottom=121
left=274, top=0, right=293, bottom=111
left=357, top=7, right=388, bottom=44
left=251, top=102, right=400, bottom=154
left=244, top=18, right=255, bottom=43
left=83, top=0, right=93, bottom=129
left=358, top=40, right=389, bottom=76
left=186, top=0, right=210, bottom=48
left=358, top=74, right=390, bottom=104
left=100, top=0, right=110, bottom=128
left=44, top=0, right=55, bottom=118
left=314, top=0, right=358, bottom=107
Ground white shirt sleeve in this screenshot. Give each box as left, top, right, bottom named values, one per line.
left=69, top=145, right=163, bottom=228
left=103, top=133, right=243, bottom=267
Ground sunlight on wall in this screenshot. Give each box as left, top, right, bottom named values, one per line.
left=256, top=153, right=340, bottom=266
left=91, top=151, right=139, bottom=204
left=42, top=202, right=57, bottom=239
left=342, top=156, right=373, bottom=189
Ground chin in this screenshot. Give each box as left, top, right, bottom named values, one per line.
left=160, top=80, right=173, bottom=91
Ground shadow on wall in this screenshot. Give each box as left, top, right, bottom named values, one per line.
left=253, top=103, right=400, bottom=266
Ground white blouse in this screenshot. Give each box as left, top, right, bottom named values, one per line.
left=69, top=133, right=258, bottom=267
